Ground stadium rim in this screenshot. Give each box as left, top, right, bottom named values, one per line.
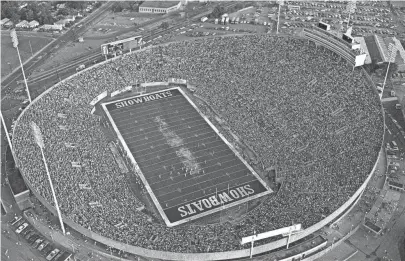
left=11, top=33, right=385, bottom=260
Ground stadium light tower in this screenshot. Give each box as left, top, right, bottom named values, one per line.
left=10, top=29, right=32, bottom=103
left=276, top=0, right=284, bottom=34
left=31, top=122, right=66, bottom=235
left=346, top=0, right=356, bottom=30
left=381, top=43, right=397, bottom=99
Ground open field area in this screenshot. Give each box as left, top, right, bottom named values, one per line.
left=31, top=39, right=105, bottom=73
left=102, top=88, right=271, bottom=226
left=1, top=32, right=53, bottom=78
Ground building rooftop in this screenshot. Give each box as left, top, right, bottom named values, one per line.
left=140, top=1, right=180, bottom=9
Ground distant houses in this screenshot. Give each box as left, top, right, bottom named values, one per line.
left=16, top=20, right=30, bottom=29
left=14, top=20, right=40, bottom=30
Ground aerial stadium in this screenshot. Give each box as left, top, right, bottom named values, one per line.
left=12, top=32, right=384, bottom=260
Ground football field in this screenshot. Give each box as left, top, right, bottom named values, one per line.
left=102, top=88, right=272, bottom=227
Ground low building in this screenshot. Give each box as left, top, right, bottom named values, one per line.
left=40, top=24, right=63, bottom=31
left=54, top=19, right=68, bottom=27
left=16, top=20, right=30, bottom=29
left=139, top=1, right=181, bottom=14
left=3, top=21, right=14, bottom=28
left=56, top=3, right=66, bottom=9
left=65, top=15, right=76, bottom=22
left=0, top=18, right=10, bottom=27
left=28, top=20, right=39, bottom=28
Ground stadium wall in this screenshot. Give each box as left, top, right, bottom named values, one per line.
left=13, top=36, right=385, bottom=261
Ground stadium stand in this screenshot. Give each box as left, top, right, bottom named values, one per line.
left=12, top=34, right=383, bottom=255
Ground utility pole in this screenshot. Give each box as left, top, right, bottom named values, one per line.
left=276, top=0, right=284, bottom=34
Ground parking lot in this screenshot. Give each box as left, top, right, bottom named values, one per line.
left=4, top=214, right=71, bottom=261
left=280, top=1, right=403, bottom=36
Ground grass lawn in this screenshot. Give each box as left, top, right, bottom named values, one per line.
left=1, top=32, right=54, bottom=78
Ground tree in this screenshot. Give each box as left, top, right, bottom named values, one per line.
left=210, top=5, right=225, bottom=18
left=160, top=22, right=169, bottom=29
left=111, top=2, right=130, bottom=13
left=66, top=1, right=86, bottom=11
left=234, top=3, right=244, bottom=10
left=10, top=12, right=20, bottom=25
left=57, top=8, right=69, bottom=16
left=26, top=10, right=34, bottom=21
left=1, top=2, right=19, bottom=19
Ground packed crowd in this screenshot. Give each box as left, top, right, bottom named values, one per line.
left=12, top=34, right=383, bottom=253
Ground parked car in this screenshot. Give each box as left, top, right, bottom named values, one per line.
left=22, top=228, right=33, bottom=236
left=32, top=238, right=44, bottom=248
left=28, top=235, right=40, bottom=244
left=24, top=231, right=35, bottom=240
left=76, top=64, right=85, bottom=72
left=38, top=240, right=50, bottom=251
left=16, top=223, right=29, bottom=234
left=46, top=249, right=60, bottom=261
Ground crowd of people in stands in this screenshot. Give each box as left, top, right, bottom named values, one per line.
left=12, top=34, right=383, bottom=253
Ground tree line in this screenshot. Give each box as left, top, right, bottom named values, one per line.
left=1, top=1, right=101, bottom=26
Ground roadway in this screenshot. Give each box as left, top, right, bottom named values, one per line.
left=5, top=3, right=235, bottom=97
left=1, top=1, right=114, bottom=93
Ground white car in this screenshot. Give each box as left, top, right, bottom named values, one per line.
left=46, top=249, right=60, bottom=261
left=16, top=223, right=29, bottom=234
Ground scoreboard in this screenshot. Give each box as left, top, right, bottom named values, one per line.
left=101, top=36, right=142, bottom=56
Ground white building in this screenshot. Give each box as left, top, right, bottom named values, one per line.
left=139, top=1, right=181, bottom=14
left=16, top=20, right=30, bottom=28
left=40, top=24, right=63, bottom=31
left=28, top=20, right=39, bottom=28
left=0, top=18, right=10, bottom=27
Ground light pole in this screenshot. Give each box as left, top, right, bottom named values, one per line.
left=381, top=43, right=397, bottom=99
left=346, top=0, right=356, bottom=30
left=31, top=122, right=66, bottom=235
left=7, top=62, right=13, bottom=73
left=276, top=0, right=284, bottom=34
left=10, top=30, right=32, bottom=103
